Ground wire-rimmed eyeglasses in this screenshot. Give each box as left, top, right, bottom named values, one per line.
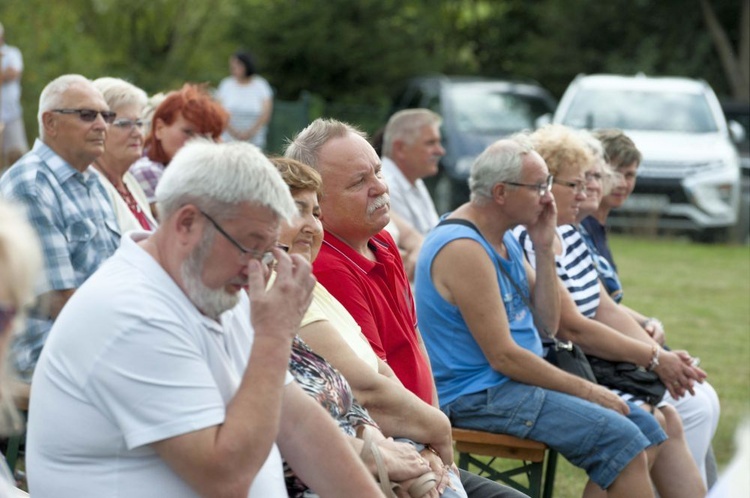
left=504, top=174, right=554, bottom=197
left=200, top=210, right=289, bottom=267
left=554, top=178, right=587, bottom=194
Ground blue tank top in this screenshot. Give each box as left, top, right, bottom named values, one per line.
left=414, top=220, right=543, bottom=407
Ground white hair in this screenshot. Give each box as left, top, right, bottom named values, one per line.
left=92, top=77, right=148, bottom=114
left=156, top=140, right=296, bottom=223
left=382, top=109, right=442, bottom=158
left=37, top=74, right=94, bottom=138
left=469, top=134, right=535, bottom=203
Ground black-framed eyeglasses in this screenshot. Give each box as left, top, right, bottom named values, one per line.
left=504, top=174, right=554, bottom=197
left=0, top=303, right=17, bottom=334
left=112, top=118, right=145, bottom=130
left=554, top=178, right=587, bottom=194
left=200, top=210, right=288, bottom=267
left=53, top=108, right=117, bottom=124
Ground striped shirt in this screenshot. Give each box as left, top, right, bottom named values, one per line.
left=513, top=224, right=601, bottom=318
left=0, top=139, right=120, bottom=379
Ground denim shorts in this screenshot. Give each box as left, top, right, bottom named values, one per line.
left=442, top=380, right=664, bottom=489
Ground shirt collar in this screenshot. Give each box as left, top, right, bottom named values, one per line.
left=322, top=230, right=396, bottom=275
left=32, top=138, right=95, bottom=185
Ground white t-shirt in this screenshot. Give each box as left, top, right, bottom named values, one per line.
left=27, top=232, right=291, bottom=498
left=0, top=44, right=24, bottom=122
left=381, top=156, right=439, bottom=235
left=216, top=76, right=273, bottom=149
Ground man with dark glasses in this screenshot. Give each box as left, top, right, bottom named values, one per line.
left=0, top=74, right=120, bottom=382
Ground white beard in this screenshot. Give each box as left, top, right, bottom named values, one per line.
left=181, top=231, right=239, bottom=319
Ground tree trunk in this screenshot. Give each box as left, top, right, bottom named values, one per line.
left=699, top=0, right=750, bottom=102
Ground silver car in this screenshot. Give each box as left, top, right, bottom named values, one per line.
left=548, top=73, right=745, bottom=241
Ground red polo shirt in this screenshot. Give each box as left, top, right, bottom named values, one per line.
left=313, top=230, right=435, bottom=404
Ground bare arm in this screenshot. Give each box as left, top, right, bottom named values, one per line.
left=557, top=283, right=698, bottom=398
left=524, top=194, right=560, bottom=336
left=277, top=382, right=385, bottom=498
left=299, top=319, right=453, bottom=464
left=593, top=283, right=706, bottom=397
left=433, top=237, right=628, bottom=415
left=152, top=251, right=316, bottom=497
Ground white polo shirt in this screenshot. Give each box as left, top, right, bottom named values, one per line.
left=381, top=156, right=439, bottom=235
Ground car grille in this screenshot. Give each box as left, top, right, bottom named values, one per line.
left=638, top=160, right=720, bottom=178
left=633, top=177, right=690, bottom=203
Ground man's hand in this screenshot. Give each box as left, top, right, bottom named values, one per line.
left=246, top=247, right=315, bottom=341
left=524, top=192, right=558, bottom=251
left=585, top=383, right=630, bottom=415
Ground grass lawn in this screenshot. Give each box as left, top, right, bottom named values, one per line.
left=472, top=234, right=750, bottom=498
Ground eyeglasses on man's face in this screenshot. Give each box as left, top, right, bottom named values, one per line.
left=112, top=118, right=145, bottom=131
left=554, top=178, right=587, bottom=194
left=52, top=108, right=117, bottom=124
left=504, top=174, right=554, bottom=197
left=199, top=210, right=288, bottom=267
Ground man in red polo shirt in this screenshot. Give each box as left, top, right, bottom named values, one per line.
left=285, top=118, right=530, bottom=498
left=285, top=118, right=435, bottom=406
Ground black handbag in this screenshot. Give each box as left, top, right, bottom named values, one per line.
left=585, top=356, right=667, bottom=405
left=437, top=218, right=598, bottom=383
left=543, top=338, right=598, bottom=383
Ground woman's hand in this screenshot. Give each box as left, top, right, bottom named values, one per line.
left=374, top=438, right=432, bottom=483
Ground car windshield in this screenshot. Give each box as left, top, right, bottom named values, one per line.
left=561, top=88, right=719, bottom=133
left=447, top=85, right=552, bottom=134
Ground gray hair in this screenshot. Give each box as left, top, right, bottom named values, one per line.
left=382, top=109, right=442, bottom=158
left=92, top=77, right=148, bottom=114
left=469, top=134, right=535, bottom=203
left=284, top=118, right=366, bottom=170
left=155, top=140, right=296, bottom=223
left=37, top=74, right=95, bottom=138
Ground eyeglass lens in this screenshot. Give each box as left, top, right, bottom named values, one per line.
left=113, top=118, right=145, bottom=130
left=54, top=109, right=117, bottom=124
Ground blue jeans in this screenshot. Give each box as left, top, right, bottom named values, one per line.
left=442, top=380, right=663, bottom=489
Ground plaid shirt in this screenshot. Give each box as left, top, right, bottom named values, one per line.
left=0, top=139, right=120, bottom=379
left=130, top=156, right=165, bottom=203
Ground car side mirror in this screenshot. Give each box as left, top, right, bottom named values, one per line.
left=728, top=120, right=746, bottom=145
left=535, top=113, right=552, bottom=129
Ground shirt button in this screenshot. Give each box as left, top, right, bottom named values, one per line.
left=525, top=420, right=533, bottom=427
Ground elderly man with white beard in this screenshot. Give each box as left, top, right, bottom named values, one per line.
left=25, top=140, right=382, bottom=498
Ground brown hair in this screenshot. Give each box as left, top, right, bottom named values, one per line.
left=269, top=156, right=322, bottom=195
left=145, top=83, right=229, bottom=165
left=593, top=129, right=642, bottom=170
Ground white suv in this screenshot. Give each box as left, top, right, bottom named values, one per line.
left=548, top=73, right=745, bottom=241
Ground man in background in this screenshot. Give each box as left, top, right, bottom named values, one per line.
left=381, top=108, right=444, bottom=234
left=0, top=74, right=120, bottom=381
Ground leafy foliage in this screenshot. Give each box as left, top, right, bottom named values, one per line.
left=0, top=0, right=746, bottom=142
